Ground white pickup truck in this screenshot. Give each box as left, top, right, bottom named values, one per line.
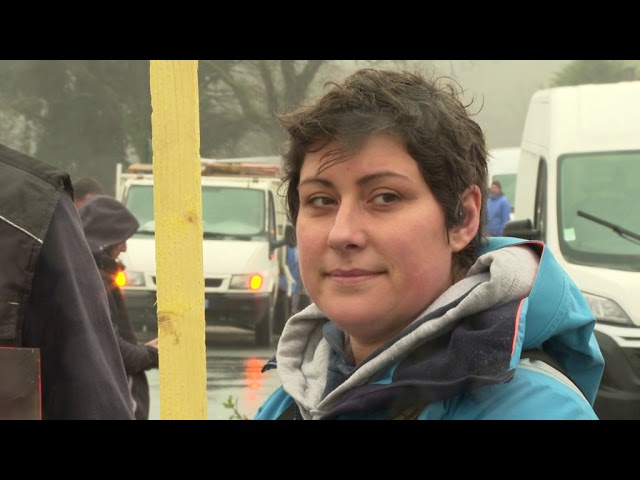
left=115, top=157, right=293, bottom=347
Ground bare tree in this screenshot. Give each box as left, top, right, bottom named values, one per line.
left=0, top=60, right=430, bottom=191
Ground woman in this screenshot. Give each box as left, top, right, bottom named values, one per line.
left=80, top=194, right=159, bottom=420
left=254, top=69, right=604, bottom=420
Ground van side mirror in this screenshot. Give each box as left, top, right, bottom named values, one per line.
left=503, top=218, right=541, bottom=240
left=272, top=223, right=295, bottom=250
left=283, top=223, right=295, bottom=247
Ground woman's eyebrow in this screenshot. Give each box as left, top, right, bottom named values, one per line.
left=298, top=171, right=412, bottom=190
left=298, top=177, right=334, bottom=190
left=355, top=171, right=412, bottom=187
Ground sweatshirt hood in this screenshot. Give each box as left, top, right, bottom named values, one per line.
left=484, top=237, right=604, bottom=403
left=79, top=194, right=139, bottom=254
left=275, top=242, right=541, bottom=419
left=272, top=238, right=604, bottom=419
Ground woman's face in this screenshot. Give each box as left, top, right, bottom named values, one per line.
left=296, top=134, right=474, bottom=347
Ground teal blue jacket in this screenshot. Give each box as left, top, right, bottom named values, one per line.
left=255, top=237, right=605, bottom=420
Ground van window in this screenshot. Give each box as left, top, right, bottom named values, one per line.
left=125, top=184, right=266, bottom=237
left=202, top=187, right=265, bottom=236
left=125, top=185, right=155, bottom=232
left=558, top=151, right=640, bottom=271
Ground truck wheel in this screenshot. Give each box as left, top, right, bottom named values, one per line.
left=273, top=292, right=290, bottom=335
left=255, top=298, right=275, bottom=348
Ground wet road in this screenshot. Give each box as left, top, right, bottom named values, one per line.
left=145, top=326, right=281, bottom=420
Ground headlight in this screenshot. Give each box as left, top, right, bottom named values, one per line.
left=582, top=292, right=633, bottom=326
left=230, top=273, right=264, bottom=291
left=123, top=270, right=146, bottom=287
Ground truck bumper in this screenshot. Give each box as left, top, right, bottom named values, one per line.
left=121, top=289, right=271, bottom=333
left=593, top=329, right=640, bottom=420
left=204, top=292, right=271, bottom=330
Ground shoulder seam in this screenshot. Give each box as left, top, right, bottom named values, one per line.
left=518, top=358, right=589, bottom=404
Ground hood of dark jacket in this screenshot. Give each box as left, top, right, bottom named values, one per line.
left=79, top=194, right=139, bottom=254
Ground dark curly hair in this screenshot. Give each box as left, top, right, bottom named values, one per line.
left=277, top=68, right=489, bottom=272
left=73, top=176, right=104, bottom=199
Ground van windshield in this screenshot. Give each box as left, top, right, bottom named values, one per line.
left=558, top=151, right=640, bottom=271
left=124, top=184, right=266, bottom=237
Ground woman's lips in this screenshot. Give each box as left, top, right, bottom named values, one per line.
left=327, top=269, right=384, bottom=285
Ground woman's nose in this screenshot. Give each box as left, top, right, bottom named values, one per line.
left=327, top=201, right=367, bottom=252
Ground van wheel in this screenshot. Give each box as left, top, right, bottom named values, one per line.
left=273, top=292, right=290, bottom=335
left=255, top=298, right=274, bottom=348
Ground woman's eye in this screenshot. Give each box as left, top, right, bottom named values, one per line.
left=372, top=192, right=399, bottom=204
left=309, top=196, right=335, bottom=206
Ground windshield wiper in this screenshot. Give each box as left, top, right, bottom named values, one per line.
left=577, top=210, right=640, bottom=244
left=203, top=232, right=253, bottom=241
left=136, top=229, right=155, bottom=235
left=202, top=232, right=225, bottom=239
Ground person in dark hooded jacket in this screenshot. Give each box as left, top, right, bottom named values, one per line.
left=79, top=194, right=159, bottom=420
left=0, top=144, right=134, bottom=420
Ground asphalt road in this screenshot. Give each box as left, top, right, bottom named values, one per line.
left=146, top=326, right=280, bottom=420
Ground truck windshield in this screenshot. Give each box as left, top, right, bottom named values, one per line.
left=558, top=151, right=640, bottom=271
left=124, top=185, right=266, bottom=237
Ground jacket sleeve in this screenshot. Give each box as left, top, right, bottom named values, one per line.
left=22, top=193, right=135, bottom=420
left=102, top=280, right=159, bottom=375
left=116, top=335, right=159, bottom=374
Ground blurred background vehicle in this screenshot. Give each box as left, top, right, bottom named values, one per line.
left=116, top=158, right=293, bottom=348
left=504, top=80, right=640, bottom=420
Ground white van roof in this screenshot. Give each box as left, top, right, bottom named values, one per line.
left=527, top=81, right=640, bottom=153
left=488, top=147, right=520, bottom=177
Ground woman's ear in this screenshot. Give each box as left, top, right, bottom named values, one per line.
left=449, top=185, right=481, bottom=253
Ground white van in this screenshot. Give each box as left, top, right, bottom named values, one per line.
left=488, top=147, right=519, bottom=219
left=504, top=81, right=640, bottom=419
left=115, top=158, right=293, bottom=348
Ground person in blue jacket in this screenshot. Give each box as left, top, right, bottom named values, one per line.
left=254, top=68, right=604, bottom=420
left=486, top=179, right=512, bottom=236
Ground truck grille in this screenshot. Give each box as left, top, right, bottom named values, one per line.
left=151, top=276, right=222, bottom=288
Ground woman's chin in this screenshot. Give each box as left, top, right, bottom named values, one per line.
left=319, top=302, right=383, bottom=330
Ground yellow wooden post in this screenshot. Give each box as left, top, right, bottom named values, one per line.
left=149, top=60, right=207, bottom=419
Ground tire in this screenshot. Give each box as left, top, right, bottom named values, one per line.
left=255, top=295, right=275, bottom=348
left=273, top=290, right=290, bottom=335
